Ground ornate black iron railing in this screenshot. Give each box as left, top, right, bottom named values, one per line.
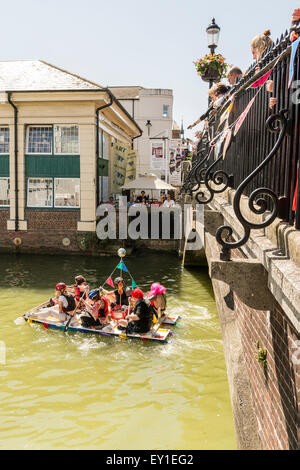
left=216, top=109, right=288, bottom=260
left=183, top=22, right=300, bottom=254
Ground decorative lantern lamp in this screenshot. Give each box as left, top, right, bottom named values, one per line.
left=206, top=18, right=220, bottom=53
left=145, top=120, right=152, bottom=136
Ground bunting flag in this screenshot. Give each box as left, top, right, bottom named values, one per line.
left=288, top=36, right=300, bottom=88
left=214, top=125, right=228, bottom=159
left=234, top=97, right=256, bottom=136
left=250, top=69, right=272, bottom=88
left=218, top=102, right=233, bottom=128
left=117, top=261, right=128, bottom=272
left=42, top=323, right=49, bottom=330
left=131, top=280, right=137, bottom=289
left=105, top=277, right=114, bottom=288
left=223, top=129, right=232, bottom=160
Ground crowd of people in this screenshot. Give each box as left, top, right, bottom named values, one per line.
left=188, top=9, right=300, bottom=218
left=50, top=274, right=167, bottom=335
left=106, top=191, right=176, bottom=208
left=188, top=17, right=300, bottom=134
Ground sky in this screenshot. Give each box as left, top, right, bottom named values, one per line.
left=1, top=0, right=297, bottom=139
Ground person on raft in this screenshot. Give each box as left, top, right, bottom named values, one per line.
left=73, top=275, right=89, bottom=301
left=148, top=283, right=167, bottom=322
left=80, top=289, right=109, bottom=328
left=102, top=277, right=130, bottom=308
left=54, top=282, right=78, bottom=323
left=118, top=288, right=152, bottom=334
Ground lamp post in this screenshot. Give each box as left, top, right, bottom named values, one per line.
left=145, top=120, right=152, bottom=136
left=206, top=18, right=220, bottom=90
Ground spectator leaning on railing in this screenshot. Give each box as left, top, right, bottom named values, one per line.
left=187, top=83, right=230, bottom=132
left=265, top=9, right=300, bottom=111
left=250, top=30, right=274, bottom=74
left=227, top=67, right=243, bottom=86
left=208, top=83, right=231, bottom=108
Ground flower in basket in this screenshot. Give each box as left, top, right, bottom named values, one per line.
left=194, top=53, right=229, bottom=79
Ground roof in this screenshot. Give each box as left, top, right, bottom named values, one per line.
left=0, top=60, right=103, bottom=91
left=108, top=86, right=144, bottom=99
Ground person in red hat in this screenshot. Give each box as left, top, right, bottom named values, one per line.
left=54, top=282, right=77, bottom=323
left=118, top=288, right=152, bottom=334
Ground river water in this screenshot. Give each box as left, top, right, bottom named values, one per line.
left=0, top=252, right=236, bottom=450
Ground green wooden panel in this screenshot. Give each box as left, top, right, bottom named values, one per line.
left=0, top=155, right=9, bottom=177
left=25, top=155, right=80, bottom=177
left=98, top=158, right=108, bottom=177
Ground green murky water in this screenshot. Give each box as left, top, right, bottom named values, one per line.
left=0, top=252, right=236, bottom=450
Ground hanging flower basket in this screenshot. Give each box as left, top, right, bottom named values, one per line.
left=199, top=66, right=221, bottom=82
left=194, top=53, right=229, bottom=83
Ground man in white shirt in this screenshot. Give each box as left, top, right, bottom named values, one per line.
left=163, top=194, right=175, bottom=208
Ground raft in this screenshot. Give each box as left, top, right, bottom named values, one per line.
left=23, top=303, right=172, bottom=344
left=160, top=313, right=181, bottom=325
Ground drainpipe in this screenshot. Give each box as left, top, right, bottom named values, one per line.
left=96, top=89, right=113, bottom=204
left=131, top=129, right=142, bottom=150
left=7, top=92, right=18, bottom=232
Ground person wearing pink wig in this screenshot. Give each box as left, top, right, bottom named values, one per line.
left=148, top=283, right=167, bottom=322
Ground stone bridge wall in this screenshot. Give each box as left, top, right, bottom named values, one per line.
left=185, top=192, right=300, bottom=450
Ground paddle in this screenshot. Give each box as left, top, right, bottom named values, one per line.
left=64, top=299, right=83, bottom=332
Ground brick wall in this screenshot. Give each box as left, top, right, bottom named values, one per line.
left=232, top=247, right=300, bottom=450
left=25, top=210, right=80, bottom=230
left=0, top=210, right=9, bottom=229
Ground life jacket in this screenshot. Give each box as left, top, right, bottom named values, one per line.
left=75, top=286, right=87, bottom=302
left=150, top=295, right=166, bottom=323
left=98, top=296, right=109, bottom=318
left=61, top=294, right=76, bottom=313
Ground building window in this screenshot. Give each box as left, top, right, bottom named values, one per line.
left=27, top=178, right=53, bottom=207
left=0, top=128, right=9, bottom=154
left=0, top=177, right=10, bottom=206
left=162, top=105, right=169, bottom=118
left=27, top=127, right=53, bottom=154
left=54, top=178, right=80, bottom=207
left=54, top=125, right=79, bottom=154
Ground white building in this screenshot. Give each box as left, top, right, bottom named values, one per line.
left=109, top=86, right=177, bottom=182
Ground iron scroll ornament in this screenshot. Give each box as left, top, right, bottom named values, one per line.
left=215, top=109, right=288, bottom=261
left=181, top=148, right=212, bottom=194
left=195, top=142, right=234, bottom=205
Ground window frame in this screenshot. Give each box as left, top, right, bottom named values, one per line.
left=26, top=124, right=80, bottom=155
left=0, top=127, right=10, bottom=155
left=0, top=177, right=10, bottom=207
left=26, top=177, right=53, bottom=208
left=26, top=125, right=53, bottom=155
left=162, top=105, right=169, bottom=118
left=54, top=177, right=80, bottom=209
left=26, top=177, right=80, bottom=210
left=53, top=125, right=80, bottom=156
